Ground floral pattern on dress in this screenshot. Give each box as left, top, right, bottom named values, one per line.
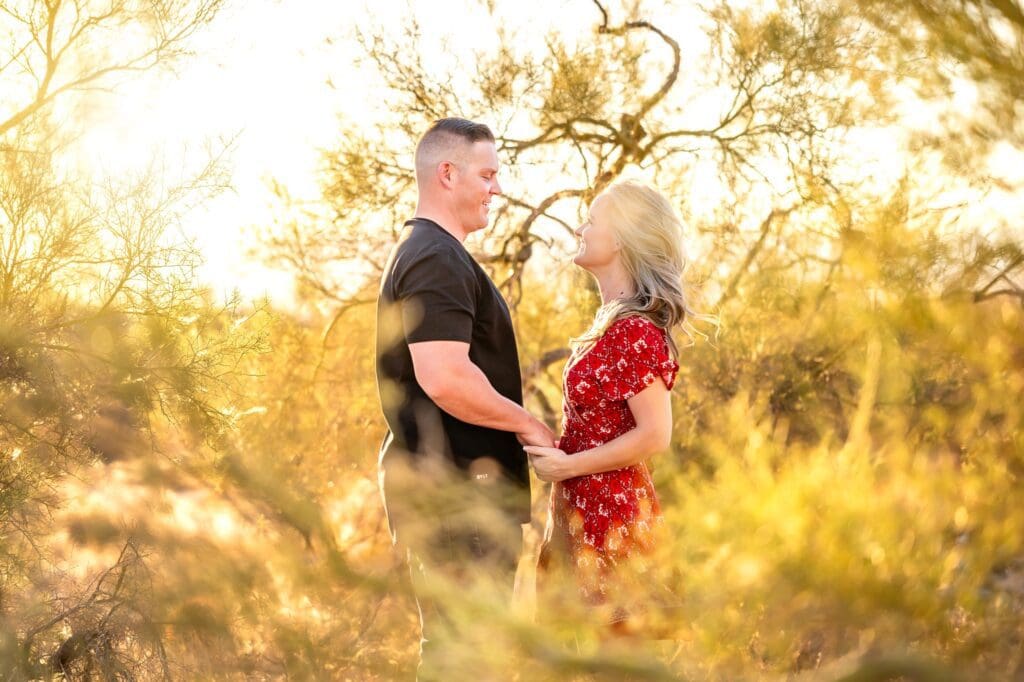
left=538, top=315, right=679, bottom=609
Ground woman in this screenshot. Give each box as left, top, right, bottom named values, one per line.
left=524, top=179, right=692, bottom=634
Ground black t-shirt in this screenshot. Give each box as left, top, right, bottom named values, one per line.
left=375, top=218, right=530, bottom=520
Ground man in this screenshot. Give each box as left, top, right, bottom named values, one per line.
left=375, top=117, right=554, bottom=680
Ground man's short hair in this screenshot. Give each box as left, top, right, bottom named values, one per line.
left=415, top=118, right=495, bottom=182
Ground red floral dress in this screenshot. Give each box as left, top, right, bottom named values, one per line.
left=537, top=315, right=679, bottom=623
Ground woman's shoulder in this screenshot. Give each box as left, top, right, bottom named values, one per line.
left=604, top=315, right=668, bottom=344
left=589, top=315, right=679, bottom=398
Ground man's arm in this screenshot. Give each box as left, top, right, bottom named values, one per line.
left=410, top=340, right=554, bottom=447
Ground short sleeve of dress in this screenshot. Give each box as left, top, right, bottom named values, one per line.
left=396, top=247, right=477, bottom=344
left=592, top=316, right=679, bottom=402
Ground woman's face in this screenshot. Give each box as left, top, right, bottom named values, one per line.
left=573, top=195, right=620, bottom=272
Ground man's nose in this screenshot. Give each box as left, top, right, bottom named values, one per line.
left=492, top=179, right=502, bottom=196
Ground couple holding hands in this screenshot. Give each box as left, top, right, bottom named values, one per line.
left=375, top=117, right=691, bottom=680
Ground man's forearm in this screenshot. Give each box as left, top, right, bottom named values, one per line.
left=426, top=359, right=531, bottom=433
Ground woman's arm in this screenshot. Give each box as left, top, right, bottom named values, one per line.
left=525, top=378, right=672, bottom=482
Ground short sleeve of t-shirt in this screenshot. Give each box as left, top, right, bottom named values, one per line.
left=396, top=246, right=477, bottom=344
left=593, top=316, right=679, bottom=402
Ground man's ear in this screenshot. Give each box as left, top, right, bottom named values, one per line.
left=437, top=161, right=457, bottom=189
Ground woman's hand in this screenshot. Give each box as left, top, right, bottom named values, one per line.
left=524, top=445, right=577, bottom=482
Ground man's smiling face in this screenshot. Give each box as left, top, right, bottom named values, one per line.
left=452, top=140, right=502, bottom=233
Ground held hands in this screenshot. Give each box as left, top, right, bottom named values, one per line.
left=516, top=414, right=555, bottom=449
left=523, top=444, right=576, bottom=483
left=516, top=412, right=575, bottom=482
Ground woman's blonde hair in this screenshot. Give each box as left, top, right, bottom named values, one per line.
left=567, top=180, right=700, bottom=369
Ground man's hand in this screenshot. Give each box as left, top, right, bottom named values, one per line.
left=516, top=415, right=555, bottom=448
left=523, top=445, right=576, bottom=482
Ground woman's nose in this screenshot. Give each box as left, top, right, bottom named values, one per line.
left=574, top=224, right=584, bottom=237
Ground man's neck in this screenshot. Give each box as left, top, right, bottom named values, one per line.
left=413, top=206, right=468, bottom=243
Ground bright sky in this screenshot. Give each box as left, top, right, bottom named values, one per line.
left=73, top=0, right=366, bottom=307
left=71, top=0, right=820, bottom=311
left=63, top=0, right=1023, bottom=310
left=71, top=0, right=627, bottom=308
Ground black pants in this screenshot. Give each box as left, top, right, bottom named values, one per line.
left=378, top=444, right=523, bottom=681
